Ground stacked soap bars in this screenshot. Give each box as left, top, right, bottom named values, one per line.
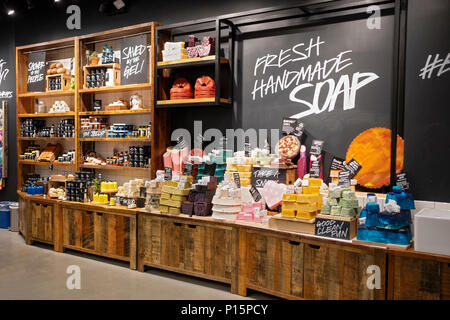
left=225, top=155, right=254, bottom=187
left=281, top=178, right=322, bottom=220
left=186, top=35, right=216, bottom=58
left=159, top=175, right=193, bottom=214
left=181, top=176, right=217, bottom=216
left=320, top=186, right=361, bottom=217
left=145, top=180, right=163, bottom=212
left=357, top=187, right=414, bottom=245
left=162, top=42, right=187, bottom=62
left=197, top=150, right=232, bottom=184
left=236, top=202, right=267, bottom=223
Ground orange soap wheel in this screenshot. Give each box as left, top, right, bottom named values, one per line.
left=345, top=127, right=404, bottom=189
left=195, top=75, right=215, bottom=90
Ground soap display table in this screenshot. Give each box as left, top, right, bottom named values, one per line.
left=17, top=191, right=450, bottom=299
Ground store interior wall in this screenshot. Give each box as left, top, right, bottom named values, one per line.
left=0, top=0, right=448, bottom=202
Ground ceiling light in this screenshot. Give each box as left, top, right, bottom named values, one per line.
left=7, top=9, right=14, bottom=15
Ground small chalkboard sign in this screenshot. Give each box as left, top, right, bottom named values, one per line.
left=249, top=186, right=262, bottom=202
left=120, top=34, right=148, bottom=85
left=310, top=159, right=321, bottom=178
left=204, top=162, right=216, bottom=176
left=251, top=167, right=286, bottom=188
left=344, top=158, right=362, bottom=178
left=330, top=157, right=346, bottom=171
left=233, top=172, right=241, bottom=188
left=338, top=170, right=351, bottom=187
left=27, top=51, right=46, bottom=92
left=315, top=217, right=352, bottom=240
left=282, top=117, right=303, bottom=138
left=164, top=167, right=172, bottom=181
left=396, top=172, right=410, bottom=191
left=184, top=161, right=193, bottom=176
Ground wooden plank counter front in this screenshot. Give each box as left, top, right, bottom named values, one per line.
left=17, top=191, right=450, bottom=299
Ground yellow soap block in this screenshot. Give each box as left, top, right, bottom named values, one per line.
left=307, top=178, right=322, bottom=187
left=160, top=192, right=171, bottom=200
left=237, top=164, right=252, bottom=172
left=168, top=199, right=182, bottom=208
left=283, top=193, right=298, bottom=201
left=159, top=198, right=173, bottom=207
left=171, top=194, right=187, bottom=202
left=226, top=165, right=237, bottom=171
left=281, top=209, right=296, bottom=218
left=172, top=188, right=190, bottom=196
left=296, top=203, right=317, bottom=211
left=159, top=205, right=169, bottom=213
left=240, top=178, right=251, bottom=186
left=282, top=201, right=298, bottom=211
left=169, top=207, right=181, bottom=214
left=296, top=193, right=317, bottom=203
left=302, top=186, right=320, bottom=194
left=180, top=175, right=194, bottom=183
left=296, top=211, right=317, bottom=220
left=239, top=172, right=252, bottom=178
left=167, top=180, right=179, bottom=187
left=162, top=185, right=177, bottom=194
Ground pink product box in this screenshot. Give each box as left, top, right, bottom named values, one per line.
left=237, top=203, right=263, bottom=223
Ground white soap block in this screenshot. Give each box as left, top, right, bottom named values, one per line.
left=414, top=208, right=450, bottom=256
left=164, top=42, right=185, bottom=50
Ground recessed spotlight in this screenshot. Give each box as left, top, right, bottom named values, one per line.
left=7, top=9, right=15, bottom=15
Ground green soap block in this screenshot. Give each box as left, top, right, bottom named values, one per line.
left=341, top=207, right=356, bottom=217
left=329, top=198, right=339, bottom=206
left=331, top=205, right=341, bottom=216
left=341, top=199, right=359, bottom=208
left=329, top=189, right=342, bottom=199
left=320, top=205, right=331, bottom=215
left=342, top=190, right=357, bottom=200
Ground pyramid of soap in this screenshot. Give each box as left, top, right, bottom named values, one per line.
left=181, top=176, right=217, bottom=216
left=357, top=188, right=414, bottom=245
left=211, top=183, right=242, bottom=221
left=320, top=186, right=360, bottom=217
left=225, top=155, right=254, bottom=187
left=159, top=175, right=193, bottom=214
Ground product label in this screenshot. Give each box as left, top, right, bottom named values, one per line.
left=164, top=167, right=172, bottom=181
left=249, top=185, right=262, bottom=202
left=338, top=170, right=351, bottom=187
left=396, top=172, right=410, bottom=191
left=330, top=156, right=346, bottom=171
left=310, top=140, right=324, bottom=156
left=233, top=172, right=241, bottom=188
left=344, top=158, right=362, bottom=178
left=282, top=117, right=303, bottom=138
left=310, top=157, right=321, bottom=178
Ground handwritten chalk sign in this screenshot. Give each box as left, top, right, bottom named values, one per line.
left=164, top=167, right=172, bottom=181
left=27, top=52, right=46, bottom=92
left=120, top=35, right=148, bottom=85
left=315, top=217, right=352, bottom=240
left=249, top=186, right=262, bottom=202
left=251, top=167, right=286, bottom=188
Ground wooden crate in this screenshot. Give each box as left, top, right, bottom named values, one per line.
left=269, top=214, right=315, bottom=235
left=46, top=74, right=73, bottom=92
left=83, top=63, right=120, bottom=89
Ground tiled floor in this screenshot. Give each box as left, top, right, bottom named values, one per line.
left=0, top=229, right=273, bottom=300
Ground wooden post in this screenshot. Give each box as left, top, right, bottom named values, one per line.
left=237, top=227, right=248, bottom=296
left=130, top=214, right=137, bottom=270
left=53, top=201, right=64, bottom=252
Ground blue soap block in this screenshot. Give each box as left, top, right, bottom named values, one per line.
left=377, top=209, right=411, bottom=230
left=386, top=187, right=415, bottom=210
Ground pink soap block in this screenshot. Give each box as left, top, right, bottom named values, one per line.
left=237, top=212, right=253, bottom=222
left=262, top=181, right=287, bottom=210
left=163, top=151, right=172, bottom=169
left=171, top=149, right=181, bottom=172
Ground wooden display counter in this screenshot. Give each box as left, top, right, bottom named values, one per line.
left=17, top=191, right=450, bottom=299
left=18, top=191, right=137, bottom=269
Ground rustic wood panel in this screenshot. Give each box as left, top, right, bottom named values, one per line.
left=138, top=215, right=162, bottom=268
left=161, top=220, right=183, bottom=268
left=246, top=232, right=304, bottom=298
left=31, top=202, right=53, bottom=243
left=94, top=212, right=108, bottom=254
left=184, top=225, right=205, bottom=273
left=18, top=196, right=27, bottom=236
left=441, top=262, right=450, bottom=300
left=81, top=211, right=94, bottom=250
left=304, top=244, right=385, bottom=300
left=392, top=256, right=441, bottom=300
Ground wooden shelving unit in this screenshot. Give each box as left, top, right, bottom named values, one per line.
left=154, top=19, right=235, bottom=109
left=18, top=112, right=76, bottom=118
left=16, top=22, right=168, bottom=191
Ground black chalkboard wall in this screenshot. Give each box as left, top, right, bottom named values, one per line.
left=1, top=0, right=449, bottom=203
left=0, top=20, right=17, bottom=201
left=240, top=16, right=394, bottom=181
left=403, top=0, right=450, bottom=203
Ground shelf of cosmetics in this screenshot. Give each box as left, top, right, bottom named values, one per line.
left=162, top=35, right=215, bottom=62
left=84, top=46, right=119, bottom=88
left=20, top=145, right=75, bottom=164
left=84, top=145, right=150, bottom=168
left=31, top=100, right=71, bottom=114
left=20, top=119, right=75, bottom=138
left=80, top=116, right=151, bottom=139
